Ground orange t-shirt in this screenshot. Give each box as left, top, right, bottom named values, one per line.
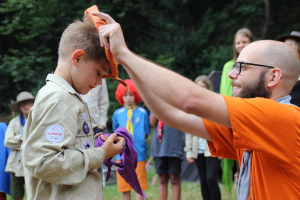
left=203, top=95, right=300, bottom=200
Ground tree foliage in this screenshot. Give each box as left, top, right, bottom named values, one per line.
left=1, top=0, right=300, bottom=124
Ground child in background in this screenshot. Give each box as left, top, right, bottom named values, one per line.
left=0, top=122, right=10, bottom=200
left=5, top=91, right=35, bottom=200
left=185, top=76, right=221, bottom=200
left=150, top=113, right=183, bottom=200
left=113, top=79, right=150, bottom=200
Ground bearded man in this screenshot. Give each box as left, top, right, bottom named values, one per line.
left=91, top=11, right=300, bottom=200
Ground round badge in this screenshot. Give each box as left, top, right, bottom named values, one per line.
left=82, top=138, right=92, bottom=149
left=82, top=122, right=90, bottom=135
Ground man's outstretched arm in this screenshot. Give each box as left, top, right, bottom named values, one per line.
left=124, top=66, right=212, bottom=141
left=92, top=12, right=231, bottom=128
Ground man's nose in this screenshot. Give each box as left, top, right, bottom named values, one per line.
left=228, top=68, right=237, bottom=80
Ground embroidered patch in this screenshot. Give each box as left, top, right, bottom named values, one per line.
left=135, top=117, right=140, bottom=123
left=82, top=138, right=92, bottom=149
left=82, top=122, right=90, bottom=134
left=45, top=124, right=64, bottom=144
left=80, top=112, right=87, bottom=120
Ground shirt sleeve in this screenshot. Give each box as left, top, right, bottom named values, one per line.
left=144, top=110, right=150, bottom=135
left=22, top=100, right=105, bottom=185
left=4, top=117, right=22, bottom=149
left=98, top=79, right=109, bottom=127
left=223, top=95, right=298, bottom=168
left=184, top=133, right=194, bottom=158
left=203, top=119, right=238, bottom=160
left=112, top=111, right=119, bottom=132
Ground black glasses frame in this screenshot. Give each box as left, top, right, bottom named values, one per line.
left=233, top=62, right=274, bottom=75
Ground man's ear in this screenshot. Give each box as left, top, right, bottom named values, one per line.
left=267, top=68, right=282, bottom=87
left=71, top=50, right=85, bottom=67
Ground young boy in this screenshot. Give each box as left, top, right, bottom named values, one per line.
left=21, top=15, right=124, bottom=200
left=4, top=91, right=34, bottom=200
left=113, top=79, right=150, bottom=200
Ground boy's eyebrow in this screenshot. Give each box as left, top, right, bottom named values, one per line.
left=103, top=66, right=110, bottom=75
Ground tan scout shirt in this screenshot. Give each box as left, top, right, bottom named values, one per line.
left=22, top=74, right=105, bottom=200
left=184, top=133, right=211, bottom=158
left=4, top=115, right=24, bottom=177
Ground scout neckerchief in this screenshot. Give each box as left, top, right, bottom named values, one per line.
left=84, top=5, right=127, bottom=88
left=125, top=105, right=137, bottom=138
left=95, top=127, right=147, bottom=199
left=158, top=120, right=164, bottom=143
left=237, top=95, right=293, bottom=200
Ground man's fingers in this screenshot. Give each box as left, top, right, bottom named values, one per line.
left=99, top=29, right=111, bottom=50
left=91, top=11, right=116, bottom=24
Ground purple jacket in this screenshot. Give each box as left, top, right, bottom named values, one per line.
left=95, top=127, right=147, bottom=199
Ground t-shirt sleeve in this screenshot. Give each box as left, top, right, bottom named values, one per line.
left=223, top=95, right=298, bottom=168
left=144, top=110, right=150, bottom=135
left=112, top=111, right=119, bottom=132
left=203, top=119, right=238, bottom=160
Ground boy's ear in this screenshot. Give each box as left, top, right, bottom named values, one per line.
left=71, top=50, right=85, bottom=67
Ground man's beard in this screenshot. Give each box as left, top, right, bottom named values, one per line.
left=238, top=70, right=272, bottom=98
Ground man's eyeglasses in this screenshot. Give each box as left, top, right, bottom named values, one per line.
left=233, top=62, right=274, bottom=75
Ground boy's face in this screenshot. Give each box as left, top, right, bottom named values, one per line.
left=123, top=91, right=135, bottom=106
left=72, top=58, right=110, bottom=95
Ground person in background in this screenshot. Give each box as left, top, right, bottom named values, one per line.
left=219, top=28, right=254, bottom=191
left=277, top=31, right=300, bottom=107
left=4, top=91, right=35, bottom=200
left=220, top=28, right=254, bottom=96
left=113, top=79, right=150, bottom=200
left=185, top=75, right=221, bottom=200
left=150, top=112, right=183, bottom=200
left=81, top=79, right=109, bottom=134
left=0, top=122, right=10, bottom=200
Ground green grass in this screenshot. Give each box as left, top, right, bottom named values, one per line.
left=102, top=167, right=238, bottom=200
left=6, top=167, right=237, bottom=200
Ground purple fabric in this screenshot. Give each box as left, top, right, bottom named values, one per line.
left=95, top=127, right=147, bottom=199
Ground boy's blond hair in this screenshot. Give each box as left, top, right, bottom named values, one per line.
left=58, top=16, right=106, bottom=62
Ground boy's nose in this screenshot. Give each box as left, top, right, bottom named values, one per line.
left=96, top=77, right=103, bottom=85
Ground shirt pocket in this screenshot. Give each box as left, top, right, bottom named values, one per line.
left=74, top=112, right=94, bottom=149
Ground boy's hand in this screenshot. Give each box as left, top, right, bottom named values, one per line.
left=101, top=133, right=125, bottom=159
left=91, top=12, right=129, bottom=60
left=95, top=132, right=108, bottom=142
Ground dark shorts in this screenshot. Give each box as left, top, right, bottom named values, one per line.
left=154, top=157, right=182, bottom=175
left=11, top=173, right=25, bottom=199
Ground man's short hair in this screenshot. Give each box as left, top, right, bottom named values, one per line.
left=58, top=16, right=106, bottom=62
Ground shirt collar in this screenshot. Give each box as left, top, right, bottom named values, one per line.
left=46, top=74, right=82, bottom=101
left=275, top=95, right=292, bottom=105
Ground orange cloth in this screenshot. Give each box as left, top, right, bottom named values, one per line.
left=203, top=95, right=300, bottom=200
left=84, top=5, right=127, bottom=87
left=116, top=160, right=148, bottom=192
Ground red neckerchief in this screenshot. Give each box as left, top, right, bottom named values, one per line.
left=158, top=120, right=164, bottom=143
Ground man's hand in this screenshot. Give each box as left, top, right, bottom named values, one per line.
left=101, top=133, right=125, bottom=159
left=186, top=157, right=194, bottom=163
left=91, top=12, right=129, bottom=59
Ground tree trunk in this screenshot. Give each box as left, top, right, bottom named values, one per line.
left=262, top=0, right=270, bottom=39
